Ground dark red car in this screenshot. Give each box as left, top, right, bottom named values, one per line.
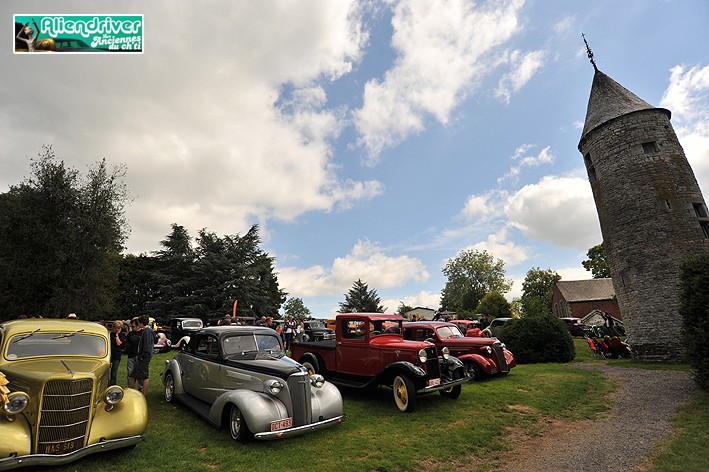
left=403, top=321, right=516, bottom=380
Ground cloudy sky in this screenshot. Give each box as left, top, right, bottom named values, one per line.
left=2, top=0, right=708, bottom=316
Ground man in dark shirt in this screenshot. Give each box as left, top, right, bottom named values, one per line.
left=129, top=314, right=154, bottom=396
left=124, top=318, right=141, bottom=388
left=109, top=320, right=126, bottom=386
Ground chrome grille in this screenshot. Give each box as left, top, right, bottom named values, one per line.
left=37, top=379, right=93, bottom=453
left=492, top=343, right=509, bottom=373
left=287, top=372, right=311, bottom=427
left=424, top=346, right=440, bottom=378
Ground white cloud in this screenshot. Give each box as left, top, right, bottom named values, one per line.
left=0, top=1, right=374, bottom=254
left=495, top=49, right=546, bottom=104
left=498, top=144, right=554, bottom=183
left=461, top=189, right=509, bottom=221
left=505, top=175, right=602, bottom=250
left=660, top=64, right=709, bottom=195
left=469, top=228, right=530, bottom=266
left=354, top=0, right=526, bottom=161
left=278, top=239, right=429, bottom=297
left=381, top=291, right=441, bottom=313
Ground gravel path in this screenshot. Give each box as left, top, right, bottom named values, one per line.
left=498, top=365, right=701, bottom=472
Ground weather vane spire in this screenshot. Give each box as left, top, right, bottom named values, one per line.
left=581, top=33, right=598, bottom=71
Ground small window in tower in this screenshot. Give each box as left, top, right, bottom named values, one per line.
left=693, top=202, right=708, bottom=218
left=588, top=165, right=597, bottom=182
left=642, top=141, right=659, bottom=154
left=665, top=200, right=672, bottom=210
left=700, top=221, right=709, bottom=240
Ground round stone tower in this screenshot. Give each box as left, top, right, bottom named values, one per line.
left=578, top=67, right=709, bottom=361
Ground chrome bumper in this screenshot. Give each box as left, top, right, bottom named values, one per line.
left=422, top=375, right=468, bottom=393
left=0, top=436, right=144, bottom=471
left=253, top=415, right=345, bottom=440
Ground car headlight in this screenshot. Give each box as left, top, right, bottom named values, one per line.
left=418, top=349, right=427, bottom=363
left=3, top=391, right=29, bottom=415
left=441, top=347, right=450, bottom=360
left=499, top=343, right=506, bottom=349
left=265, top=379, right=284, bottom=395
left=485, top=346, right=493, bottom=354
left=309, top=374, right=325, bottom=388
left=103, top=386, right=124, bottom=405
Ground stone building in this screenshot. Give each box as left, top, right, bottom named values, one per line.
left=578, top=64, right=709, bottom=361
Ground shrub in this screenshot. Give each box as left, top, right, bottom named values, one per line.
left=679, top=251, right=709, bottom=390
left=498, top=315, right=575, bottom=364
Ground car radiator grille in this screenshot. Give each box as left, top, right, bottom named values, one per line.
left=37, top=379, right=93, bottom=453
left=425, top=346, right=440, bottom=378
left=492, top=343, right=509, bottom=373
left=287, top=372, right=312, bottom=427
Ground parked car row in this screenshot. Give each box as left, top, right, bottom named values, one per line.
left=0, top=313, right=517, bottom=469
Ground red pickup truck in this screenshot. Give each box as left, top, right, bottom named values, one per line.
left=290, top=313, right=467, bottom=412
left=403, top=321, right=516, bottom=380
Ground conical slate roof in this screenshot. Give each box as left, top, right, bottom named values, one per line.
left=580, top=69, right=655, bottom=140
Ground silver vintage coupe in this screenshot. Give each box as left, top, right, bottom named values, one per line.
left=162, top=325, right=344, bottom=441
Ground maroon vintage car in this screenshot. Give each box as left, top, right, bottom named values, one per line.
left=450, top=319, right=484, bottom=337
left=403, top=321, right=516, bottom=381
left=289, top=313, right=466, bottom=412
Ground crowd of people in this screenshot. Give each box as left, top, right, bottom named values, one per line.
left=108, top=315, right=154, bottom=396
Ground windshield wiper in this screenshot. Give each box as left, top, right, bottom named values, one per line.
left=52, top=329, right=85, bottom=340
left=13, top=328, right=41, bottom=343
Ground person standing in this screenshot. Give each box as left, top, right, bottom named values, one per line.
left=284, top=316, right=296, bottom=350
left=124, top=318, right=141, bottom=388
left=129, top=315, right=154, bottom=396
left=109, top=320, right=126, bottom=386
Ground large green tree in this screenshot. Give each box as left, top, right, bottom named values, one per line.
left=282, top=297, right=311, bottom=320
left=582, top=243, right=610, bottom=278
left=520, top=267, right=561, bottom=318
left=338, top=279, right=385, bottom=313
left=474, top=292, right=512, bottom=319
left=440, top=249, right=511, bottom=315
left=0, top=146, right=129, bottom=320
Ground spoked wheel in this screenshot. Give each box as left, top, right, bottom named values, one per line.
left=465, top=361, right=486, bottom=381
left=164, top=372, right=175, bottom=403
left=439, top=370, right=462, bottom=399
left=392, top=374, right=416, bottom=413
left=229, top=404, right=251, bottom=442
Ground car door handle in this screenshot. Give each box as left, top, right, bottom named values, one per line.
left=187, top=359, right=194, bottom=363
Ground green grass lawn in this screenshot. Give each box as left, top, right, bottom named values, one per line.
left=43, top=343, right=705, bottom=472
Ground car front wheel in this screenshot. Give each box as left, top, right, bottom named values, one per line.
left=301, top=358, right=320, bottom=375
left=229, top=404, right=251, bottom=442
left=392, top=374, right=416, bottom=413
left=439, top=370, right=462, bottom=399
left=164, top=371, right=175, bottom=403
left=465, top=361, right=486, bottom=381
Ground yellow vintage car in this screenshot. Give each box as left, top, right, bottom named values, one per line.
left=0, top=318, right=147, bottom=470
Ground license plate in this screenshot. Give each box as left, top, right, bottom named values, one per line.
left=42, top=438, right=83, bottom=455
left=427, top=378, right=441, bottom=387
left=270, top=417, right=293, bottom=432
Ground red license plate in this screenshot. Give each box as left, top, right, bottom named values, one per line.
left=270, top=417, right=293, bottom=432
left=427, top=378, right=441, bottom=387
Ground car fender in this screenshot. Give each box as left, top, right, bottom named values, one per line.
left=210, top=389, right=288, bottom=434
left=310, top=381, right=344, bottom=420
left=440, top=355, right=465, bottom=378
left=297, top=352, right=328, bottom=373
left=504, top=350, right=517, bottom=369
left=455, top=353, right=497, bottom=374
left=376, top=361, right=427, bottom=386
left=163, top=358, right=185, bottom=396
left=87, top=388, right=148, bottom=444
left=0, top=412, right=31, bottom=458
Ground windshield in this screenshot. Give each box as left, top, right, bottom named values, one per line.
left=222, top=333, right=283, bottom=356
left=7, top=333, right=107, bottom=359
left=307, top=321, right=325, bottom=329
left=370, top=320, right=402, bottom=336
left=436, top=326, right=463, bottom=339
left=182, top=320, right=203, bottom=329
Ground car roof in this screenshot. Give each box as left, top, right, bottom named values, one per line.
left=403, top=321, right=457, bottom=328
left=0, top=318, right=109, bottom=337
left=335, top=313, right=404, bottom=321
left=200, top=325, right=277, bottom=337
